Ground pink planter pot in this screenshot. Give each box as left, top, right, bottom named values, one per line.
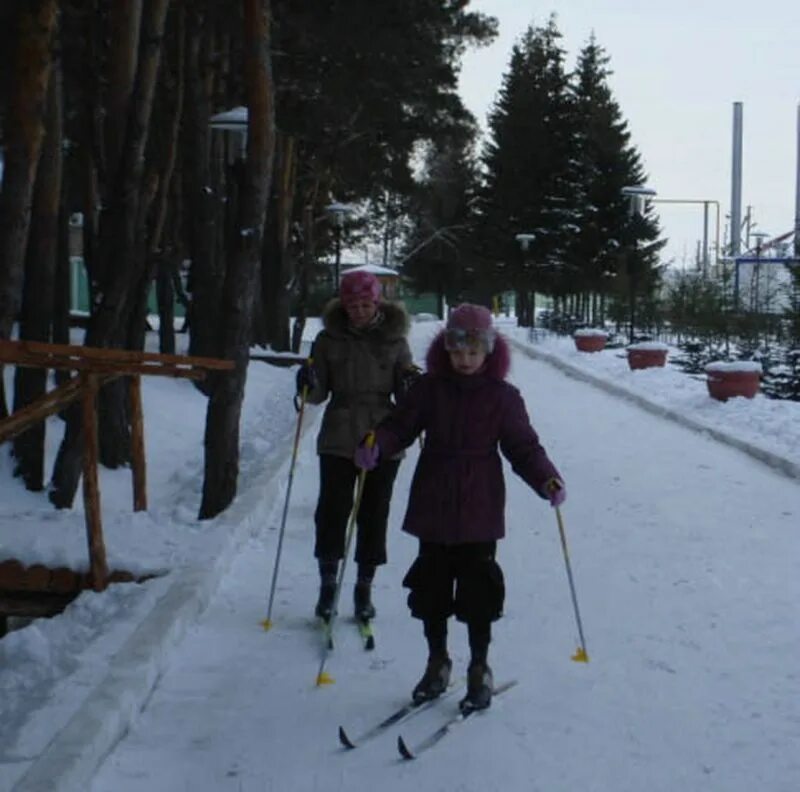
left=574, top=335, right=607, bottom=352
left=706, top=369, right=760, bottom=401
left=627, top=348, right=668, bottom=370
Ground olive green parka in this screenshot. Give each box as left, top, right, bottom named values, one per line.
left=306, top=299, right=413, bottom=459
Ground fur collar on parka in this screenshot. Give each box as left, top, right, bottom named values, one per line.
left=425, top=329, right=511, bottom=381
left=321, top=299, right=410, bottom=340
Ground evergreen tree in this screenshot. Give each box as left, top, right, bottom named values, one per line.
left=401, top=123, right=482, bottom=315
left=568, top=35, right=665, bottom=338
left=273, top=0, right=496, bottom=203
left=477, top=16, right=579, bottom=320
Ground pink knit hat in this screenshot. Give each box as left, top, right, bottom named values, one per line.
left=445, top=304, right=496, bottom=352
left=447, top=304, right=493, bottom=332
left=340, top=270, right=382, bottom=305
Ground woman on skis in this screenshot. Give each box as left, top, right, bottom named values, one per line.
left=296, top=269, right=416, bottom=624
left=354, top=303, right=565, bottom=712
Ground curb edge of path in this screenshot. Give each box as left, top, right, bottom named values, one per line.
left=12, top=410, right=318, bottom=792
left=512, top=340, right=800, bottom=483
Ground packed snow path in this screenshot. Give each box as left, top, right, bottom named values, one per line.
left=91, top=338, right=799, bottom=792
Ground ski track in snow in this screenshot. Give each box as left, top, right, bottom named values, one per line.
left=88, top=328, right=800, bottom=792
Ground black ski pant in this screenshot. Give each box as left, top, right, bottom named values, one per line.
left=314, top=454, right=400, bottom=567
left=402, top=541, right=505, bottom=664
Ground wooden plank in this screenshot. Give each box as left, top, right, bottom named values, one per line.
left=4, top=348, right=209, bottom=380
left=0, top=591, right=80, bottom=618
left=0, top=338, right=234, bottom=370
left=0, top=373, right=117, bottom=445
left=249, top=353, right=306, bottom=367
left=129, top=375, right=147, bottom=512
left=0, top=376, right=83, bottom=445
left=81, top=373, right=108, bottom=591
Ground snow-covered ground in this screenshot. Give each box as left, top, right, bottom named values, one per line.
left=1, top=318, right=799, bottom=791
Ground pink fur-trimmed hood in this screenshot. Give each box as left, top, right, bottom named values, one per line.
left=425, top=330, right=511, bottom=380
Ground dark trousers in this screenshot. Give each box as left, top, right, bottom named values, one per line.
left=403, top=541, right=505, bottom=664
left=314, top=454, right=400, bottom=566
left=402, top=541, right=505, bottom=624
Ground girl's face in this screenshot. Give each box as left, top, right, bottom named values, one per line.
left=344, top=299, right=378, bottom=328
left=448, top=346, right=488, bottom=375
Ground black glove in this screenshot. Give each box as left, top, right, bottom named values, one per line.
left=296, top=361, right=317, bottom=395
left=399, top=364, right=423, bottom=397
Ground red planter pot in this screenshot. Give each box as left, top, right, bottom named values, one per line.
left=626, top=347, right=668, bottom=370
left=706, top=369, right=760, bottom=401
left=574, top=334, right=607, bottom=352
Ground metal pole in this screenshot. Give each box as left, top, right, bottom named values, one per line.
left=730, top=102, right=743, bottom=258
left=702, top=201, right=710, bottom=275
left=650, top=198, right=720, bottom=270
left=334, top=226, right=342, bottom=293
left=795, top=103, right=800, bottom=258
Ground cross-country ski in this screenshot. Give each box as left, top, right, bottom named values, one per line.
left=397, top=681, right=518, bottom=760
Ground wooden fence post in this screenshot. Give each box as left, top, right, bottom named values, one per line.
left=129, top=375, right=148, bottom=511
left=81, top=373, right=108, bottom=591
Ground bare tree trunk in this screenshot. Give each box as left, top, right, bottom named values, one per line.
left=291, top=204, right=315, bottom=353
left=184, top=9, right=223, bottom=370
left=129, top=4, right=185, bottom=354
left=104, top=0, right=143, bottom=184
left=156, top=255, right=177, bottom=354
left=262, top=134, right=296, bottom=351
left=53, top=207, right=72, bottom=382
left=200, top=0, right=275, bottom=519
left=13, top=53, right=64, bottom=491
left=50, top=0, right=171, bottom=508
left=0, top=0, right=58, bottom=418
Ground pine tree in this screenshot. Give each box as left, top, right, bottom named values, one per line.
left=477, top=16, right=579, bottom=322
left=401, top=124, right=482, bottom=314
left=567, top=34, right=666, bottom=330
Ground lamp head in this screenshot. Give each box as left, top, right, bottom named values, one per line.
left=515, top=233, right=536, bottom=252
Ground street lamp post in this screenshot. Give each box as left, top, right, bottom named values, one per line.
left=325, top=202, right=352, bottom=293
left=515, top=233, right=536, bottom=327
left=621, top=185, right=657, bottom=343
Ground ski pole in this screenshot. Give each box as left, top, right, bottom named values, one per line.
left=316, top=432, right=375, bottom=686
left=261, top=359, right=312, bottom=631
left=554, top=505, right=589, bottom=663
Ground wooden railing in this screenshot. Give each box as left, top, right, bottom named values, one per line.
left=0, top=339, right=234, bottom=591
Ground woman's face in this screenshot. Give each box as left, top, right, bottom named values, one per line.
left=448, top=346, right=488, bottom=375
left=344, top=298, right=378, bottom=328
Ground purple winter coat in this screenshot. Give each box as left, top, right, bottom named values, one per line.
left=374, top=331, right=562, bottom=544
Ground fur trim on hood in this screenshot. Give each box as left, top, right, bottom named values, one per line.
left=425, top=330, right=511, bottom=380
left=321, top=299, right=410, bottom=340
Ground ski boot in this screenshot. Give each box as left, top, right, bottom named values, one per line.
left=353, top=581, right=376, bottom=621
left=412, top=654, right=452, bottom=703
left=315, top=561, right=338, bottom=622
left=459, top=661, right=493, bottom=712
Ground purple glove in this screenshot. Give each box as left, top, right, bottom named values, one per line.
left=546, top=478, right=566, bottom=508
left=354, top=437, right=380, bottom=470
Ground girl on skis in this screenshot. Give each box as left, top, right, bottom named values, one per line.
left=354, top=303, right=565, bottom=712
left=296, top=269, right=417, bottom=624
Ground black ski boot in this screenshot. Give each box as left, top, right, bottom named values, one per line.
left=353, top=581, right=376, bottom=621
left=354, top=564, right=376, bottom=621
left=412, top=654, right=452, bottom=703
left=315, top=561, right=338, bottom=622
left=459, top=661, right=493, bottom=712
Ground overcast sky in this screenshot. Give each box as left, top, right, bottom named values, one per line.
left=458, top=0, right=800, bottom=268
